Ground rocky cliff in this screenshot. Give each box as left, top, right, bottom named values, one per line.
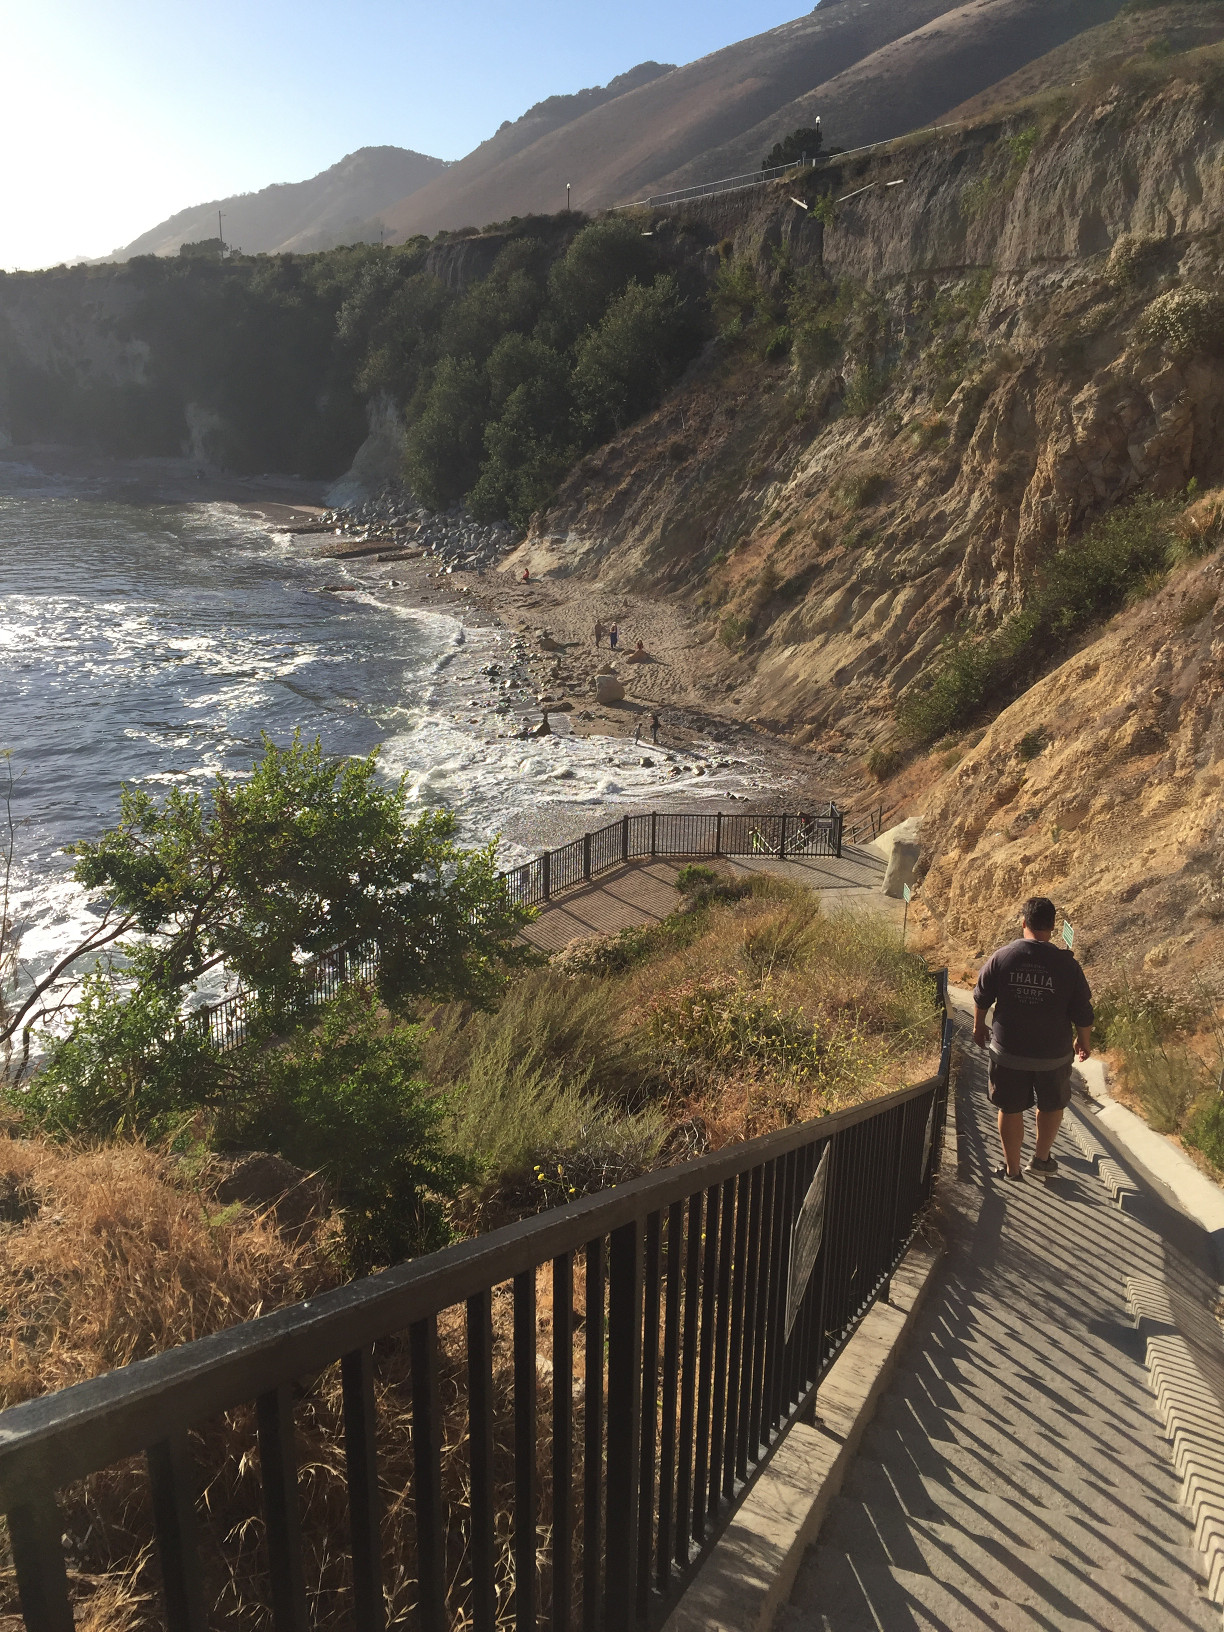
left=510, top=53, right=1224, bottom=976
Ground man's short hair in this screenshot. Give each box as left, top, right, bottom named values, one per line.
left=1021, top=896, right=1057, bottom=933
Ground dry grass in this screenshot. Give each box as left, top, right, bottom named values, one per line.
left=0, top=1138, right=600, bottom=1629
left=0, top=878, right=940, bottom=1627
left=0, top=1136, right=340, bottom=1408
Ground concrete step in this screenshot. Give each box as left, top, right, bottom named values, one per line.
left=886, top=1356, right=1165, bottom=1456
left=778, top=1542, right=1102, bottom=1631
left=857, top=1415, right=1192, bottom=1542
left=791, top=1509, right=1217, bottom=1631
left=839, top=1452, right=1203, bottom=1584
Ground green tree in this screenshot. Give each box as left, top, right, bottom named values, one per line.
left=68, top=732, right=532, bottom=1014
left=572, top=275, right=699, bottom=440
left=405, top=354, right=490, bottom=505
left=762, top=126, right=823, bottom=170
left=544, top=217, right=660, bottom=346
left=226, top=986, right=466, bottom=1270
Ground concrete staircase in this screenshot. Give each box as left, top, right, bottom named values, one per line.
left=778, top=1045, right=1222, bottom=1630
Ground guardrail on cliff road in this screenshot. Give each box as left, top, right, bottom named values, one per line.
left=0, top=979, right=951, bottom=1632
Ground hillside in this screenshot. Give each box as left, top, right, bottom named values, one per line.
left=114, top=145, right=447, bottom=260
left=940, top=0, right=1224, bottom=123
left=653, top=0, right=1125, bottom=191
left=378, top=0, right=968, bottom=238
left=497, top=37, right=1224, bottom=983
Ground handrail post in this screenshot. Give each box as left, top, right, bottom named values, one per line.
left=604, top=1220, right=643, bottom=1631
left=650, top=812, right=657, bottom=858
left=779, top=814, right=788, bottom=861
left=583, top=832, right=592, bottom=882
left=715, top=811, right=723, bottom=856
left=622, top=813, right=629, bottom=863
left=541, top=850, right=551, bottom=903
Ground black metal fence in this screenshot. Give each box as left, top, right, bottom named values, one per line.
left=0, top=989, right=950, bottom=1632
left=192, top=941, right=380, bottom=1054
left=502, top=808, right=843, bottom=911
left=189, top=811, right=842, bottom=1054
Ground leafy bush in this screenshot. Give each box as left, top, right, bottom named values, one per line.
left=648, top=976, right=826, bottom=1084
left=1137, top=287, right=1224, bottom=357
left=1185, top=1092, right=1224, bottom=1171
left=841, top=469, right=889, bottom=508
left=762, top=126, right=823, bottom=170
left=900, top=495, right=1181, bottom=743
left=17, top=974, right=222, bottom=1139
left=223, top=988, right=464, bottom=1271
left=843, top=363, right=891, bottom=415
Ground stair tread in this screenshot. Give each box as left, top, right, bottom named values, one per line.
left=837, top=1456, right=1203, bottom=1580
left=858, top=1414, right=1187, bottom=1536
left=822, top=1488, right=1209, bottom=1612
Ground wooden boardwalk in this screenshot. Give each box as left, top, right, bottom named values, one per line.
left=522, top=844, right=895, bottom=953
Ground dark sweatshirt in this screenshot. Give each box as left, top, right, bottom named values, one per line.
left=972, top=938, right=1094, bottom=1069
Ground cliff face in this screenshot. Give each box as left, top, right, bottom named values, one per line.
left=518, top=69, right=1224, bottom=752
left=915, top=514, right=1224, bottom=982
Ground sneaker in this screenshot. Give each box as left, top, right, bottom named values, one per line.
left=1028, top=1155, right=1059, bottom=1179
left=992, top=1163, right=1023, bottom=1181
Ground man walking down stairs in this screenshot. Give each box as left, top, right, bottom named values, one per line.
left=778, top=1035, right=1222, bottom=1631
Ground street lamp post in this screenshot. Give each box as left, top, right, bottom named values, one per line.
left=566, top=182, right=571, bottom=213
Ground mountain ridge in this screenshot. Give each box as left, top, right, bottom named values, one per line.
left=114, top=145, right=447, bottom=260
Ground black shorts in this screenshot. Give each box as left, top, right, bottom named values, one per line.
left=987, top=1057, right=1074, bottom=1114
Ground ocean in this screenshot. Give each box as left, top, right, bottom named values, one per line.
left=0, top=464, right=765, bottom=986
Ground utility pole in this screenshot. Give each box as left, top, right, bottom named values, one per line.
left=217, top=210, right=226, bottom=262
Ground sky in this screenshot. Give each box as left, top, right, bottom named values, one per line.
left=2, top=0, right=803, bottom=271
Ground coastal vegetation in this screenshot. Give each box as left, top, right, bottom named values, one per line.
left=0, top=213, right=703, bottom=525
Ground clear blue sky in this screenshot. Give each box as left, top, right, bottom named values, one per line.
left=4, top=0, right=802, bottom=271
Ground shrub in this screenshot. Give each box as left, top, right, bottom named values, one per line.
left=648, top=975, right=826, bottom=1084
left=1018, top=729, right=1047, bottom=761
left=1137, top=287, right=1224, bottom=357
left=762, top=126, right=823, bottom=170
left=719, top=613, right=749, bottom=648
left=841, top=469, right=889, bottom=508
left=676, top=864, right=720, bottom=895
left=867, top=746, right=904, bottom=780
left=1185, top=1093, right=1224, bottom=1172
left=900, top=495, right=1180, bottom=743
left=843, top=363, right=891, bottom=415
left=224, top=987, right=464, bottom=1271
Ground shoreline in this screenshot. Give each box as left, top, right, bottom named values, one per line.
left=0, top=449, right=869, bottom=856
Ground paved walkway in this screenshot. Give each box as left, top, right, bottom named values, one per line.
left=522, top=844, right=895, bottom=953
left=779, top=1032, right=1223, bottom=1631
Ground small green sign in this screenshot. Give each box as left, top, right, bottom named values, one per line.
left=1062, top=920, right=1074, bottom=949
left=902, top=883, right=912, bottom=903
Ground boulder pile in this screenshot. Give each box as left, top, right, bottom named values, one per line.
left=323, top=486, right=518, bottom=573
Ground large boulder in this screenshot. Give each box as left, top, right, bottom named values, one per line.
left=215, top=1153, right=329, bottom=1239
left=874, top=817, right=921, bottom=899
left=594, top=670, right=625, bottom=704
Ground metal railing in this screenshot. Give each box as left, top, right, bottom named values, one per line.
left=191, top=940, right=379, bottom=1054
left=611, top=121, right=968, bottom=215
left=502, top=807, right=842, bottom=910
left=189, top=810, right=843, bottom=1052
left=0, top=988, right=952, bottom=1632
left=611, top=159, right=809, bottom=213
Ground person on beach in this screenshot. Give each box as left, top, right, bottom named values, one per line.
left=650, top=712, right=660, bottom=744
left=595, top=620, right=606, bottom=647
left=521, top=567, right=531, bottom=583
left=634, top=720, right=642, bottom=745
left=609, top=622, right=619, bottom=649
left=972, top=896, right=1093, bottom=1181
